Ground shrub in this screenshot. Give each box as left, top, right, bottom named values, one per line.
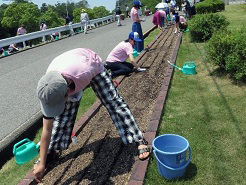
left=189, top=13, right=229, bottom=42
left=195, top=0, right=225, bottom=14
left=206, top=28, right=246, bottom=80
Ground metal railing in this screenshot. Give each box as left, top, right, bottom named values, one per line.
left=0, top=15, right=115, bottom=49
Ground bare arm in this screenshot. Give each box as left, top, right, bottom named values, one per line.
left=33, top=117, right=53, bottom=182
left=129, top=53, right=139, bottom=68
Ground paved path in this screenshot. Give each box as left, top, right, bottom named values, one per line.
left=0, top=16, right=154, bottom=145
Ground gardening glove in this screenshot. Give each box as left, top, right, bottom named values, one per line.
left=137, top=68, right=146, bottom=72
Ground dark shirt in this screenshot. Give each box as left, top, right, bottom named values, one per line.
left=65, top=16, right=71, bottom=25
left=186, top=1, right=191, bottom=9
left=116, top=9, right=122, bottom=15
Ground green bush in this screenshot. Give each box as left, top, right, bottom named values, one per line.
left=189, top=13, right=229, bottom=42
left=206, top=28, right=246, bottom=80
left=195, top=0, right=225, bottom=14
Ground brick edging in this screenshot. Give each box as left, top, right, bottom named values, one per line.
left=127, top=32, right=183, bottom=185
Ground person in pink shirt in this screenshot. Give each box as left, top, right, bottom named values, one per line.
left=131, top=0, right=144, bottom=52
left=105, top=32, right=146, bottom=77
left=33, top=48, right=150, bottom=182
left=158, top=10, right=168, bottom=29
left=179, top=15, right=188, bottom=31
left=152, top=10, right=168, bottom=31
left=16, top=24, right=27, bottom=48
left=17, top=24, right=27, bottom=36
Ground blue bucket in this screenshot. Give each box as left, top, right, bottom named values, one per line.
left=152, top=134, right=192, bottom=179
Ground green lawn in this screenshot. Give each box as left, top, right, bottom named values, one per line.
left=0, top=28, right=161, bottom=185
left=144, top=4, right=246, bottom=185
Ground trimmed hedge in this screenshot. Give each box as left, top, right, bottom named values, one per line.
left=195, top=0, right=225, bottom=14
left=189, top=13, right=229, bottom=42
left=206, top=28, right=246, bottom=80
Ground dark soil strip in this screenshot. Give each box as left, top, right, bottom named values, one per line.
left=18, top=25, right=181, bottom=185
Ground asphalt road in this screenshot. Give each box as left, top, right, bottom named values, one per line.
left=0, top=15, right=154, bottom=146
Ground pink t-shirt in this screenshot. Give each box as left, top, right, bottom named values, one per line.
left=158, top=10, right=166, bottom=18
left=17, top=27, right=26, bottom=35
left=47, top=48, right=104, bottom=95
left=106, top=41, right=133, bottom=63
left=152, top=11, right=162, bottom=27
left=130, top=7, right=138, bottom=22
left=180, top=16, right=186, bottom=23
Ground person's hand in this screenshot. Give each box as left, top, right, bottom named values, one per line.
left=137, top=68, right=146, bottom=72
left=33, top=163, right=45, bottom=183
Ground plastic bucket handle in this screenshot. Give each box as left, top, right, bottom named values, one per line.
left=13, top=138, right=31, bottom=155
left=153, top=146, right=192, bottom=171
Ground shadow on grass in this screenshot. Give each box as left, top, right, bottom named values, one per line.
left=193, top=43, right=246, bottom=149
left=44, top=136, right=136, bottom=185
left=209, top=67, right=246, bottom=86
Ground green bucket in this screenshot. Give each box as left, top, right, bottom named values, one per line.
left=182, top=62, right=196, bottom=75
left=3, top=51, right=8, bottom=56
left=13, top=138, right=40, bottom=165
left=55, top=36, right=59, bottom=40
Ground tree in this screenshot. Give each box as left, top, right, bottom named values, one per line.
left=40, top=3, right=48, bottom=13
left=0, top=3, right=9, bottom=39
left=40, top=7, right=65, bottom=28
left=92, top=6, right=110, bottom=18
left=75, top=0, right=89, bottom=8
left=2, top=2, right=41, bottom=35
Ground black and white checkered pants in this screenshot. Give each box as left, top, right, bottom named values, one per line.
left=48, top=70, right=143, bottom=152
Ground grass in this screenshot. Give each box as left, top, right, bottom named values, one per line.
left=144, top=4, right=246, bottom=185
left=0, top=28, right=161, bottom=185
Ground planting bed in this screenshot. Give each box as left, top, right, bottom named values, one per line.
left=37, top=25, right=178, bottom=185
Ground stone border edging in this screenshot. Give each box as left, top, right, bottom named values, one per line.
left=127, top=32, right=183, bottom=185
left=16, top=25, right=157, bottom=185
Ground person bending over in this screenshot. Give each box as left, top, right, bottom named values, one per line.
left=33, top=48, right=150, bottom=183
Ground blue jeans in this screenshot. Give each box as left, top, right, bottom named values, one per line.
left=132, top=22, right=144, bottom=52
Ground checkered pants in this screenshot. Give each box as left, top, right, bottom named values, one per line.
left=48, top=70, right=143, bottom=152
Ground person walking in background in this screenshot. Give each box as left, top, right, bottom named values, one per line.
left=80, top=9, right=90, bottom=34
left=17, top=24, right=27, bottom=36
left=105, top=31, right=146, bottom=78
left=65, top=15, right=74, bottom=36
left=130, top=0, right=144, bottom=53
left=115, top=6, right=122, bottom=26
left=40, top=21, right=47, bottom=42
left=185, top=0, right=192, bottom=19
left=171, top=0, right=176, bottom=9
left=16, top=24, right=27, bottom=48
left=125, top=5, right=130, bottom=18
left=33, top=48, right=150, bottom=182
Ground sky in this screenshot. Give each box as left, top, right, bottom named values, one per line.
left=0, top=0, right=117, bottom=11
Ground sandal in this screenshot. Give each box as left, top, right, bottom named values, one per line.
left=137, top=138, right=150, bottom=161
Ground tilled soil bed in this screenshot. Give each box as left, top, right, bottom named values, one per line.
left=41, top=25, right=178, bottom=185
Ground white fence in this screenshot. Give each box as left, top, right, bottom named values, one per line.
left=0, top=15, right=115, bottom=49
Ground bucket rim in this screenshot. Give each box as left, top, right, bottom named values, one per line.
left=152, top=134, right=189, bottom=155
